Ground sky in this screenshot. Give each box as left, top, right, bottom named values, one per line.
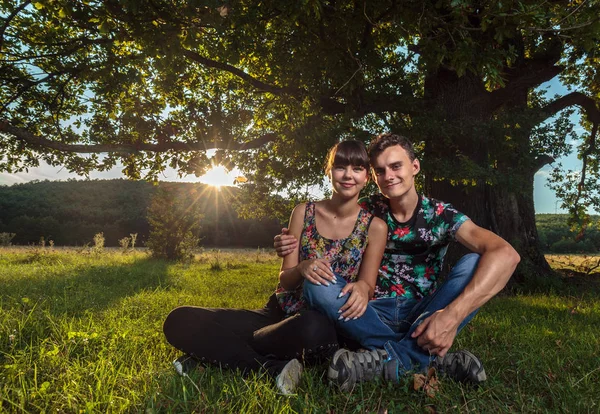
left=0, top=79, right=589, bottom=214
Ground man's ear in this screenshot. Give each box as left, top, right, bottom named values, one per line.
left=412, top=158, right=421, bottom=175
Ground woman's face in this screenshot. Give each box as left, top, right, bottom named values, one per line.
left=329, top=164, right=368, bottom=198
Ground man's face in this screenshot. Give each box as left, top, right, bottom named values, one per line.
left=371, top=145, right=420, bottom=200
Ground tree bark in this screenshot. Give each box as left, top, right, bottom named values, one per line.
left=421, top=69, right=554, bottom=286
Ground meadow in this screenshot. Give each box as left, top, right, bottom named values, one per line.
left=1, top=247, right=599, bottom=413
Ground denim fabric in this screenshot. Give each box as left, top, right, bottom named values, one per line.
left=303, top=253, right=481, bottom=375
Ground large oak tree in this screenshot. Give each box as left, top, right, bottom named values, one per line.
left=1, top=0, right=599, bottom=280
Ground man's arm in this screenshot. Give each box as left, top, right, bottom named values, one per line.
left=279, top=204, right=336, bottom=289
left=412, top=220, right=520, bottom=356
left=274, top=228, right=298, bottom=257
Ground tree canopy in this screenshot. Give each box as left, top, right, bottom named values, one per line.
left=1, top=0, right=600, bottom=276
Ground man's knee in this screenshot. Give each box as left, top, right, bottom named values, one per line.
left=448, top=253, right=481, bottom=282
left=458, top=252, right=481, bottom=266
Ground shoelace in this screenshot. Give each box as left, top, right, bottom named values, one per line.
left=351, top=349, right=388, bottom=382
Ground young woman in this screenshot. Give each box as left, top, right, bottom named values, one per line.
left=163, top=140, right=387, bottom=394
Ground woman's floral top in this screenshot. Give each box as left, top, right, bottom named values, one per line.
left=359, top=194, right=469, bottom=300
left=276, top=202, right=374, bottom=316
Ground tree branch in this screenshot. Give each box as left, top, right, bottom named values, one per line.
left=0, top=68, right=83, bottom=113
left=0, top=0, right=32, bottom=51
left=320, top=93, right=423, bottom=117
left=533, top=154, right=555, bottom=173
left=0, top=120, right=276, bottom=154
left=573, top=121, right=598, bottom=227
left=539, top=92, right=600, bottom=124
left=182, top=49, right=296, bottom=95
left=489, top=62, right=564, bottom=110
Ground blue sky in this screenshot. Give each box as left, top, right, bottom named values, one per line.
left=0, top=79, right=588, bottom=214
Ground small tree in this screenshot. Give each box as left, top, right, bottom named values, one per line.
left=92, top=232, right=105, bottom=254
left=146, top=184, right=203, bottom=261
left=0, top=233, right=16, bottom=247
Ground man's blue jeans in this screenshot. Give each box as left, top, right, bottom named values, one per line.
left=303, top=253, right=481, bottom=375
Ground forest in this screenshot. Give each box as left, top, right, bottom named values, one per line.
left=536, top=214, right=600, bottom=253
left=0, top=179, right=282, bottom=248
left=0, top=179, right=598, bottom=253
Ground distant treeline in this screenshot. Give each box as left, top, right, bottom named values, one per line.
left=536, top=214, right=600, bottom=253
left=1, top=180, right=598, bottom=253
left=0, top=179, right=282, bottom=247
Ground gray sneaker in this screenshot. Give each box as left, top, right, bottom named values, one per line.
left=327, top=348, right=389, bottom=392
left=276, top=359, right=303, bottom=395
left=432, top=350, right=487, bottom=384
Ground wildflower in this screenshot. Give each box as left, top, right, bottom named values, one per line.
left=9, top=334, right=15, bottom=344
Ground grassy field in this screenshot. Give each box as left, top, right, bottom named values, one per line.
left=1, top=248, right=599, bottom=413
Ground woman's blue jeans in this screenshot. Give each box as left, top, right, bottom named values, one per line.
left=303, top=253, right=481, bottom=375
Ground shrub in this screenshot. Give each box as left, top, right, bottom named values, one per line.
left=119, top=237, right=131, bottom=253
left=0, top=232, right=16, bottom=246
left=130, top=233, right=138, bottom=249
left=146, top=184, right=203, bottom=261
left=92, top=232, right=105, bottom=253
left=551, top=238, right=597, bottom=254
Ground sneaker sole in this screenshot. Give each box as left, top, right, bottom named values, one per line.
left=456, top=350, right=487, bottom=384
left=328, top=349, right=356, bottom=392
left=276, top=359, right=303, bottom=395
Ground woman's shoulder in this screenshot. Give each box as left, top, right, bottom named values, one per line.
left=292, top=201, right=309, bottom=212
left=288, top=202, right=310, bottom=226
left=368, top=215, right=388, bottom=234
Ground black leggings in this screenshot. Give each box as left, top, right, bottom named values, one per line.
left=163, top=294, right=339, bottom=374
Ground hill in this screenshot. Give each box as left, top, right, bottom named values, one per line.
left=0, top=179, right=282, bottom=247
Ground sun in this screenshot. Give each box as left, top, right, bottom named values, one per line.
left=199, top=165, right=239, bottom=188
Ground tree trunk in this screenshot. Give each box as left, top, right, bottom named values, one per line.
left=425, top=172, right=553, bottom=286
left=421, top=69, right=555, bottom=286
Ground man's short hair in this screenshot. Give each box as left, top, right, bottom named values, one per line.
left=368, top=133, right=416, bottom=164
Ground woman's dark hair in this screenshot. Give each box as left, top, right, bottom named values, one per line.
left=324, top=140, right=370, bottom=175
left=368, top=133, right=416, bottom=164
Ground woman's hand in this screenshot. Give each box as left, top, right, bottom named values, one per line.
left=338, top=280, right=370, bottom=320
left=298, top=259, right=336, bottom=286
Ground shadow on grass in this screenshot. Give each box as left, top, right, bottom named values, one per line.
left=1, top=254, right=172, bottom=317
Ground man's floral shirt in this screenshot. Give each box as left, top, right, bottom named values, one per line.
left=359, top=194, right=469, bottom=300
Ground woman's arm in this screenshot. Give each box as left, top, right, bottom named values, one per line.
left=338, top=216, right=387, bottom=319
left=279, top=203, right=335, bottom=290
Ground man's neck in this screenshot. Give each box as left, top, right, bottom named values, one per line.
left=388, top=189, right=419, bottom=223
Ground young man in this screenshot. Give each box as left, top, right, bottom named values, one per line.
left=274, top=133, right=520, bottom=391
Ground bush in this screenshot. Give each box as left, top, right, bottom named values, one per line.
left=92, top=232, right=105, bottom=253
left=0, top=232, right=16, bottom=246
left=551, top=238, right=597, bottom=254
left=146, top=184, right=203, bottom=261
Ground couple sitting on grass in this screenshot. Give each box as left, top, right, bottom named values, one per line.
left=163, top=133, right=520, bottom=395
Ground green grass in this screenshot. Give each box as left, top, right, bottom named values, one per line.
left=1, top=248, right=599, bottom=413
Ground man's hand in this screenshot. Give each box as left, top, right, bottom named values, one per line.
left=411, top=309, right=461, bottom=357
left=338, top=280, right=370, bottom=321
left=274, top=228, right=298, bottom=257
